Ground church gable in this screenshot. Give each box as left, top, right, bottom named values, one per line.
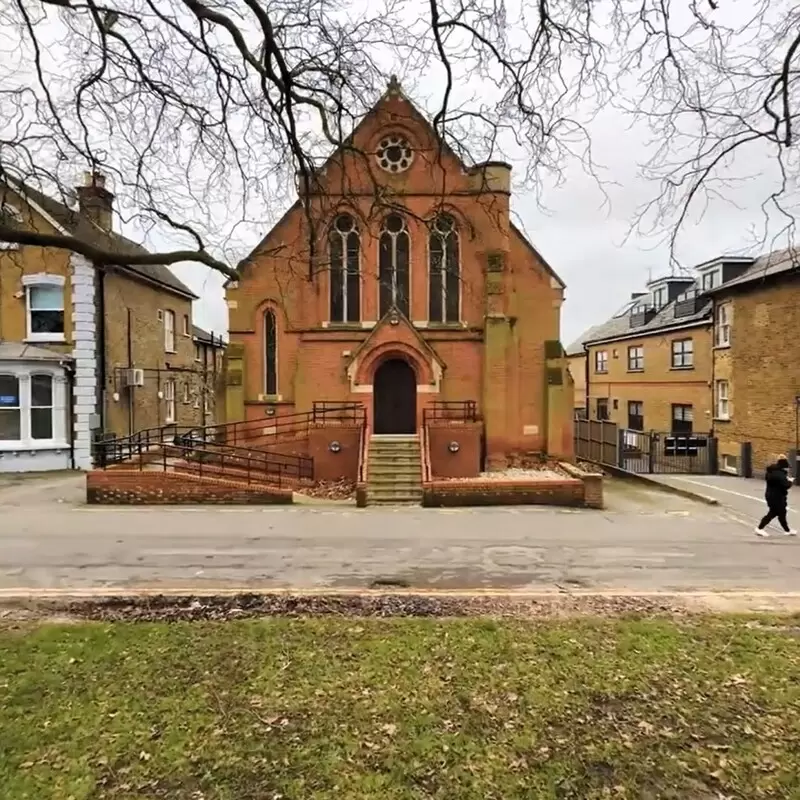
left=304, top=79, right=483, bottom=200
left=347, top=306, right=443, bottom=390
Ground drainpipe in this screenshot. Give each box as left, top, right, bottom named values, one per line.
left=65, top=360, right=76, bottom=470
left=127, top=307, right=134, bottom=434
left=97, top=266, right=107, bottom=431
left=583, top=347, right=590, bottom=417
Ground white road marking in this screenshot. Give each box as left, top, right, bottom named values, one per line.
left=665, top=477, right=796, bottom=513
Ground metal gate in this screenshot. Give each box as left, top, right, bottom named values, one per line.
left=621, top=430, right=715, bottom=475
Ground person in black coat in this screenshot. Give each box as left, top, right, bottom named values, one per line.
left=755, top=455, right=797, bottom=537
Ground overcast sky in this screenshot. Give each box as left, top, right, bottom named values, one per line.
left=4, top=0, right=787, bottom=346
left=176, top=97, right=795, bottom=346
left=169, top=0, right=797, bottom=347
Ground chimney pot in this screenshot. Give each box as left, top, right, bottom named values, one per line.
left=76, top=169, right=114, bottom=231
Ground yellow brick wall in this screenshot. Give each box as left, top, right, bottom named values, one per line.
left=0, top=200, right=73, bottom=353
left=102, top=270, right=214, bottom=437
left=586, top=323, right=713, bottom=432
left=567, top=353, right=586, bottom=411
left=712, top=280, right=800, bottom=474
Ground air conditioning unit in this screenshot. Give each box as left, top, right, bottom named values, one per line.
left=126, top=368, right=145, bottom=387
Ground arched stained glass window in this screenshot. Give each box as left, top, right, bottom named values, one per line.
left=379, top=213, right=410, bottom=317
left=329, top=214, right=361, bottom=322
left=428, top=214, right=460, bottom=323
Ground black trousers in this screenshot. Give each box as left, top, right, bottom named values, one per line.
left=758, top=501, right=790, bottom=532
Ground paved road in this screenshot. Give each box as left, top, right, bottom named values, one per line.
left=1, top=472, right=798, bottom=593
left=653, top=474, right=800, bottom=531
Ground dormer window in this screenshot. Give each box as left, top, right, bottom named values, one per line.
left=701, top=270, right=718, bottom=291
left=652, top=287, right=667, bottom=310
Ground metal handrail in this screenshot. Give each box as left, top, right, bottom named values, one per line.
left=423, top=400, right=479, bottom=424
left=96, top=437, right=314, bottom=486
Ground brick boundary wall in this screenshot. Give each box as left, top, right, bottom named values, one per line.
left=421, top=463, right=604, bottom=509
left=86, top=470, right=294, bottom=505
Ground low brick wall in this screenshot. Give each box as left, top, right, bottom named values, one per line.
left=86, top=470, right=293, bottom=505
left=422, top=462, right=604, bottom=508
left=559, top=462, right=604, bottom=509
left=422, top=477, right=585, bottom=507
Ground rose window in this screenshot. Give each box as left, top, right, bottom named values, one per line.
left=376, top=134, right=414, bottom=173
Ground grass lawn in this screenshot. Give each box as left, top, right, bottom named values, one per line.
left=2, top=616, right=800, bottom=799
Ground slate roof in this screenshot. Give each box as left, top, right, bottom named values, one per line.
left=583, top=290, right=711, bottom=346
left=0, top=341, right=72, bottom=361
left=565, top=324, right=604, bottom=356
left=705, top=248, right=800, bottom=293
left=15, top=181, right=198, bottom=300
left=192, top=324, right=225, bottom=346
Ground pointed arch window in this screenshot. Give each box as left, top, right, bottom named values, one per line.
left=428, top=214, right=460, bottom=323
left=264, top=309, right=278, bottom=395
left=329, top=213, right=361, bottom=322
left=379, top=213, right=410, bottom=317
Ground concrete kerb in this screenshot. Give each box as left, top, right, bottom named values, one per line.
left=585, top=461, right=719, bottom=506
left=4, top=588, right=800, bottom=615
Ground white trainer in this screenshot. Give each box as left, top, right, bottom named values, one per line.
left=755, top=527, right=769, bottom=537
left=783, top=529, right=798, bottom=536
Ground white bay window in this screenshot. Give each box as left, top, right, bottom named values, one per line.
left=0, top=367, right=68, bottom=448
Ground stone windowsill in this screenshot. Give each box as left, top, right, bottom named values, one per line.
left=0, top=440, right=70, bottom=452
left=25, top=334, right=66, bottom=344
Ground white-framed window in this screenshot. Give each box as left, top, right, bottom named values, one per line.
left=652, top=287, right=667, bottom=309
left=721, top=453, right=738, bottom=474
left=671, top=338, right=693, bottom=368
left=701, top=270, right=718, bottom=291
left=627, top=345, right=644, bottom=371
left=715, top=303, right=731, bottom=347
left=203, top=393, right=211, bottom=418
left=715, top=379, right=730, bottom=419
left=594, top=350, right=608, bottom=373
left=0, top=367, right=67, bottom=447
left=0, top=374, right=21, bottom=440
left=22, top=274, right=65, bottom=342
left=30, top=374, right=53, bottom=439
left=194, top=344, right=202, bottom=362
left=182, top=314, right=190, bottom=336
left=164, top=310, right=176, bottom=352
left=164, top=379, right=176, bottom=423
left=182, top=382, right=191, bottom=404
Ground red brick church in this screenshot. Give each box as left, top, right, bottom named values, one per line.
left=224, top=77, right=573, bottom=473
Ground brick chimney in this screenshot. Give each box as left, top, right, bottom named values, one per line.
left=76, top=170, right=114, bottom=231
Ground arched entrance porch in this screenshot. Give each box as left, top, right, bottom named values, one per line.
left=373, top=358, right=417, bottom=434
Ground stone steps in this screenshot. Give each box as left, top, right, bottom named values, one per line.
left=365, top=434, right=422, bottom=506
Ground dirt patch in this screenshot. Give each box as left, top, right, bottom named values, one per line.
left=294, top=478, right=355, bottom=500
left=0, top=592, right=697, bottom=624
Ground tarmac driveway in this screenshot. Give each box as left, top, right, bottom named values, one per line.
left=1, top=471, right=798, bottom=594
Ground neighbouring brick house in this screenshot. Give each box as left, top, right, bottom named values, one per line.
left=581, top=272, right=718, bottom=436
left=565, top=325, right=603, bottom=418
left=192, top=325, right=226, bottom=425
left=705, top=249, right=800, bottom=476
left=0, top=172, right=219, bottom=471
left=225, top=77, right=573, bottom=467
